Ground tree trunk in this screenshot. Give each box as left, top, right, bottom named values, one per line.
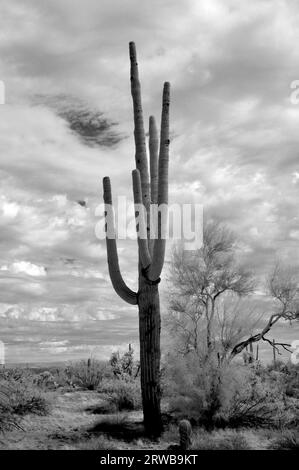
left=138, top=277, right=162, bottom=437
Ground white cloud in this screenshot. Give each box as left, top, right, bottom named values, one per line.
left=1, top=261, right=47, bottom=277
left=1, top=199, right=20, bottom=218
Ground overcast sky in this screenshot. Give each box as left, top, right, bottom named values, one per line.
left=0, top=0, right=299, bottom=364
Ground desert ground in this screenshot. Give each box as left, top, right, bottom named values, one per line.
left=0, top=357, right=298, bottom=451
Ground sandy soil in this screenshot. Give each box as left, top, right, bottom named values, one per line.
left=0, top=389, right=291, bottom=450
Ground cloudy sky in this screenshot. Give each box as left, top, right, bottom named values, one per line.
left=0, top=0, right=299, bottom=364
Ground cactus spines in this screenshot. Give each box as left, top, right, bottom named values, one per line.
left=149, top=116, right=159, bottom=206
left=129, top=41, right=150, bottom=219
left=148, top=82, right=170, bottom=281
left=179, top=420, right=192, bottom=450
left=102, top=42, right=170, bottom=437
left=167, top=420, right=192, bottom=451
left=132, top=169, right=151, bottom=269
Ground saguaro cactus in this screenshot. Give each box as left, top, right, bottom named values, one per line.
left=102, top=42, right=170, bottom=437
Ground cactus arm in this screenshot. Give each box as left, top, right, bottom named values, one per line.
left=149, top=116, right=159, bottom=255
left=149, top=82, right=170, bottom=281
left=103, top=176, right=138, bottom=305
left=149, top=116, right=159, bottom=205
left=132, top=169, right=152, bottom=270
left=129, top=41, right=151, bottom=237
left=157, top=82, right=170, bottom=207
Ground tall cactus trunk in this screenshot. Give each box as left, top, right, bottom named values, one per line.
left=102, top=42, right=170, bottom=438
left=138, top=278, right=162, bottom=436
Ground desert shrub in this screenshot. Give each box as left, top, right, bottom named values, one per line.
left=75, top=435, right=117, bottom=450
left=65, top=358, right=105, bottom=390
left=165, top=352, right=293, bottom=429
left=0, top=387, right=21, bottom=432
left=266, top=360, right=286, bottom=372
left=49, top=367, right=75, bottom=389
left=0, top=379, right=49, bottom=416
left=0, top=410, right=20, bottom=432
left=0, top=367, right=34, bottom=384
left=221, top=365, right=295, bottom=428
left=33, top=371, right=58, bottom=390
left=281, top=363, right=299, bottom=399
left=166, top=353, right=240, bottom=426
left=191, top=428, right=250, bottom=450
left=0, top=377, right=49, bottom=431
left=269, top=430, right=299, bottom=450
left=101, top=378, right=142, bottom=411
left=109, top=346, right=139, bottom=380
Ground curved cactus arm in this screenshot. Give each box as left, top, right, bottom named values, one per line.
left=103, top=176, right=138, bottom=305
left=132, top=169, right=151, bottom=270
left=129, top=42, right=150, bottom=223
left=149, top=116, right=159, bottom=205
left=149, top=82, right=170, bottom=281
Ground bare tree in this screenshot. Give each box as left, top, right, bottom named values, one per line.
left=166, top=221, right=255, bottom=357
left=230, top=264, right=299, bottom=358
left=215, top=295, right=262, bottom=363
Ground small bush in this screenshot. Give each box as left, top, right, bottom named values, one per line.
left=269, top=430, right=299, bottom=450
left=0, top=388, right=21, bottom=432
left=191, top=429, right=250, bottom=450
left=165, top=352, right=295, bottom=429
left=33, top=371, right=58, bottom=390
left=76, top=435, right=117, bottom=450
left=65, top=359, right=105, bottom=390
left=166, top=354, right=240, bottom=426
left=0, top=377, right=49, bottom=432
left=0, top=379, right=49, bottom=416
left=0, top=367, right=34, bottom=384
left=0, top=411, right=20, bottom=432
left=101, top=379, right=142, bottom=411
left=109, top=346, right=139, bottom=380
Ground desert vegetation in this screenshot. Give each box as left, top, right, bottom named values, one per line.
left=0, top=332, right=298, bottom=450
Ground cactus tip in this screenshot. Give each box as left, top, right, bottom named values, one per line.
left=129, top=41, right=136, bottom=54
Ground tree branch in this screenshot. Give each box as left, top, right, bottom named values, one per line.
left=261, top=336, right=292, bottom=354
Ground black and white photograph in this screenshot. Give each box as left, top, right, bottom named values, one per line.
left=0, top=0, right=298, bottom=456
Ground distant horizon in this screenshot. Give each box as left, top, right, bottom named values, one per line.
left=1, top=320, right=298, bottom=366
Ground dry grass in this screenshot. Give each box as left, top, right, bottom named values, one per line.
left=0, top=367, right=297, bottom=450
left=268, top=430, right=299, bottom=450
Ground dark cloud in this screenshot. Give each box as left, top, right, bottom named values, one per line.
left=34, top=94, right=126, bottom=148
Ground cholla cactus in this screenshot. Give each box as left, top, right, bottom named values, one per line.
left=179, top=420, right=192, bottom=450
left=167, top=420, right=192, bottom=451
left=103, top=42, right=170, bottom=436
